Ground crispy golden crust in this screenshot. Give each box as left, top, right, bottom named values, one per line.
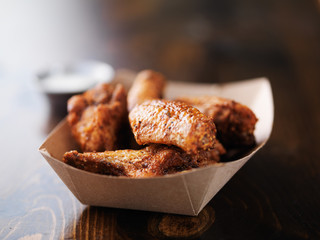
left=67, top=83, right=127, bottom=152
left=175, top=96, right=258, bottom=147
left=63, top=144, right=223, bottom=177
left=129, top=100, right=217, bottom=154
left=127, top=70, right=166, bottom=112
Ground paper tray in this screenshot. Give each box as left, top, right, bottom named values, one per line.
left=39, top=76, right=273, bottom=216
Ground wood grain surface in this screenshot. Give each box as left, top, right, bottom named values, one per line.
left=1, top=0, right=320, bottom=239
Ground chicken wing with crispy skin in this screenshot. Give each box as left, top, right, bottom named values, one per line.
left=129, top=99, right=217, bottom=154
left=175, top=96, right=258, bottom=147
left=127, top=70, right=166, bottom=112
left=67, top=83, right=127, bottom=152
left=63, top=144, right=224, bottom=177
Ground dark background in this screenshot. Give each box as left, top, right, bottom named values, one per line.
left=0, top=0, right=319, bottom=239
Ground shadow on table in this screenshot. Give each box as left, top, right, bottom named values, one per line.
left=71, top=205, right=215, bottom=239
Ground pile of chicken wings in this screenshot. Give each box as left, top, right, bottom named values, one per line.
left=63, top=70, right=257, bottom=177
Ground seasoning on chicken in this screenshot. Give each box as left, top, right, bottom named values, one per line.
left=176, top=96, right=258, bottom=147
left=127, top=70, right=166, bottom=112
left=67, top=83, right=127, bottom=152
left=129, top=99, right=217, bottom=154
left=63, top=144, right=224, bottom=177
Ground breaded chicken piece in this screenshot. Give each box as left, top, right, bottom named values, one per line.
left=63, top=144, right=224, bottom=177
left=129, top=100, right=217, bottom=154
left=127, top=70, right=166, bottom=112
left=67, top=83, right=127, bottom=152
left=176, top=96, right=258, bottom=147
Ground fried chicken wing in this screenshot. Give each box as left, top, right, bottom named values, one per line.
left=129, top=99, right=217, bottom=154
left=67, top=83, right=127, bottom=152
left=127, top=70, right=166, bottom=112
left=176, top=96, right=258, bottom=147
left=63, top=144, right=224, bottom=177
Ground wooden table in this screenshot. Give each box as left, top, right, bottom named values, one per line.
left=1, top=1, right=320, bottom=239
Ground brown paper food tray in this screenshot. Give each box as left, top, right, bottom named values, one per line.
left=39, top=74, right=273, bottom=216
